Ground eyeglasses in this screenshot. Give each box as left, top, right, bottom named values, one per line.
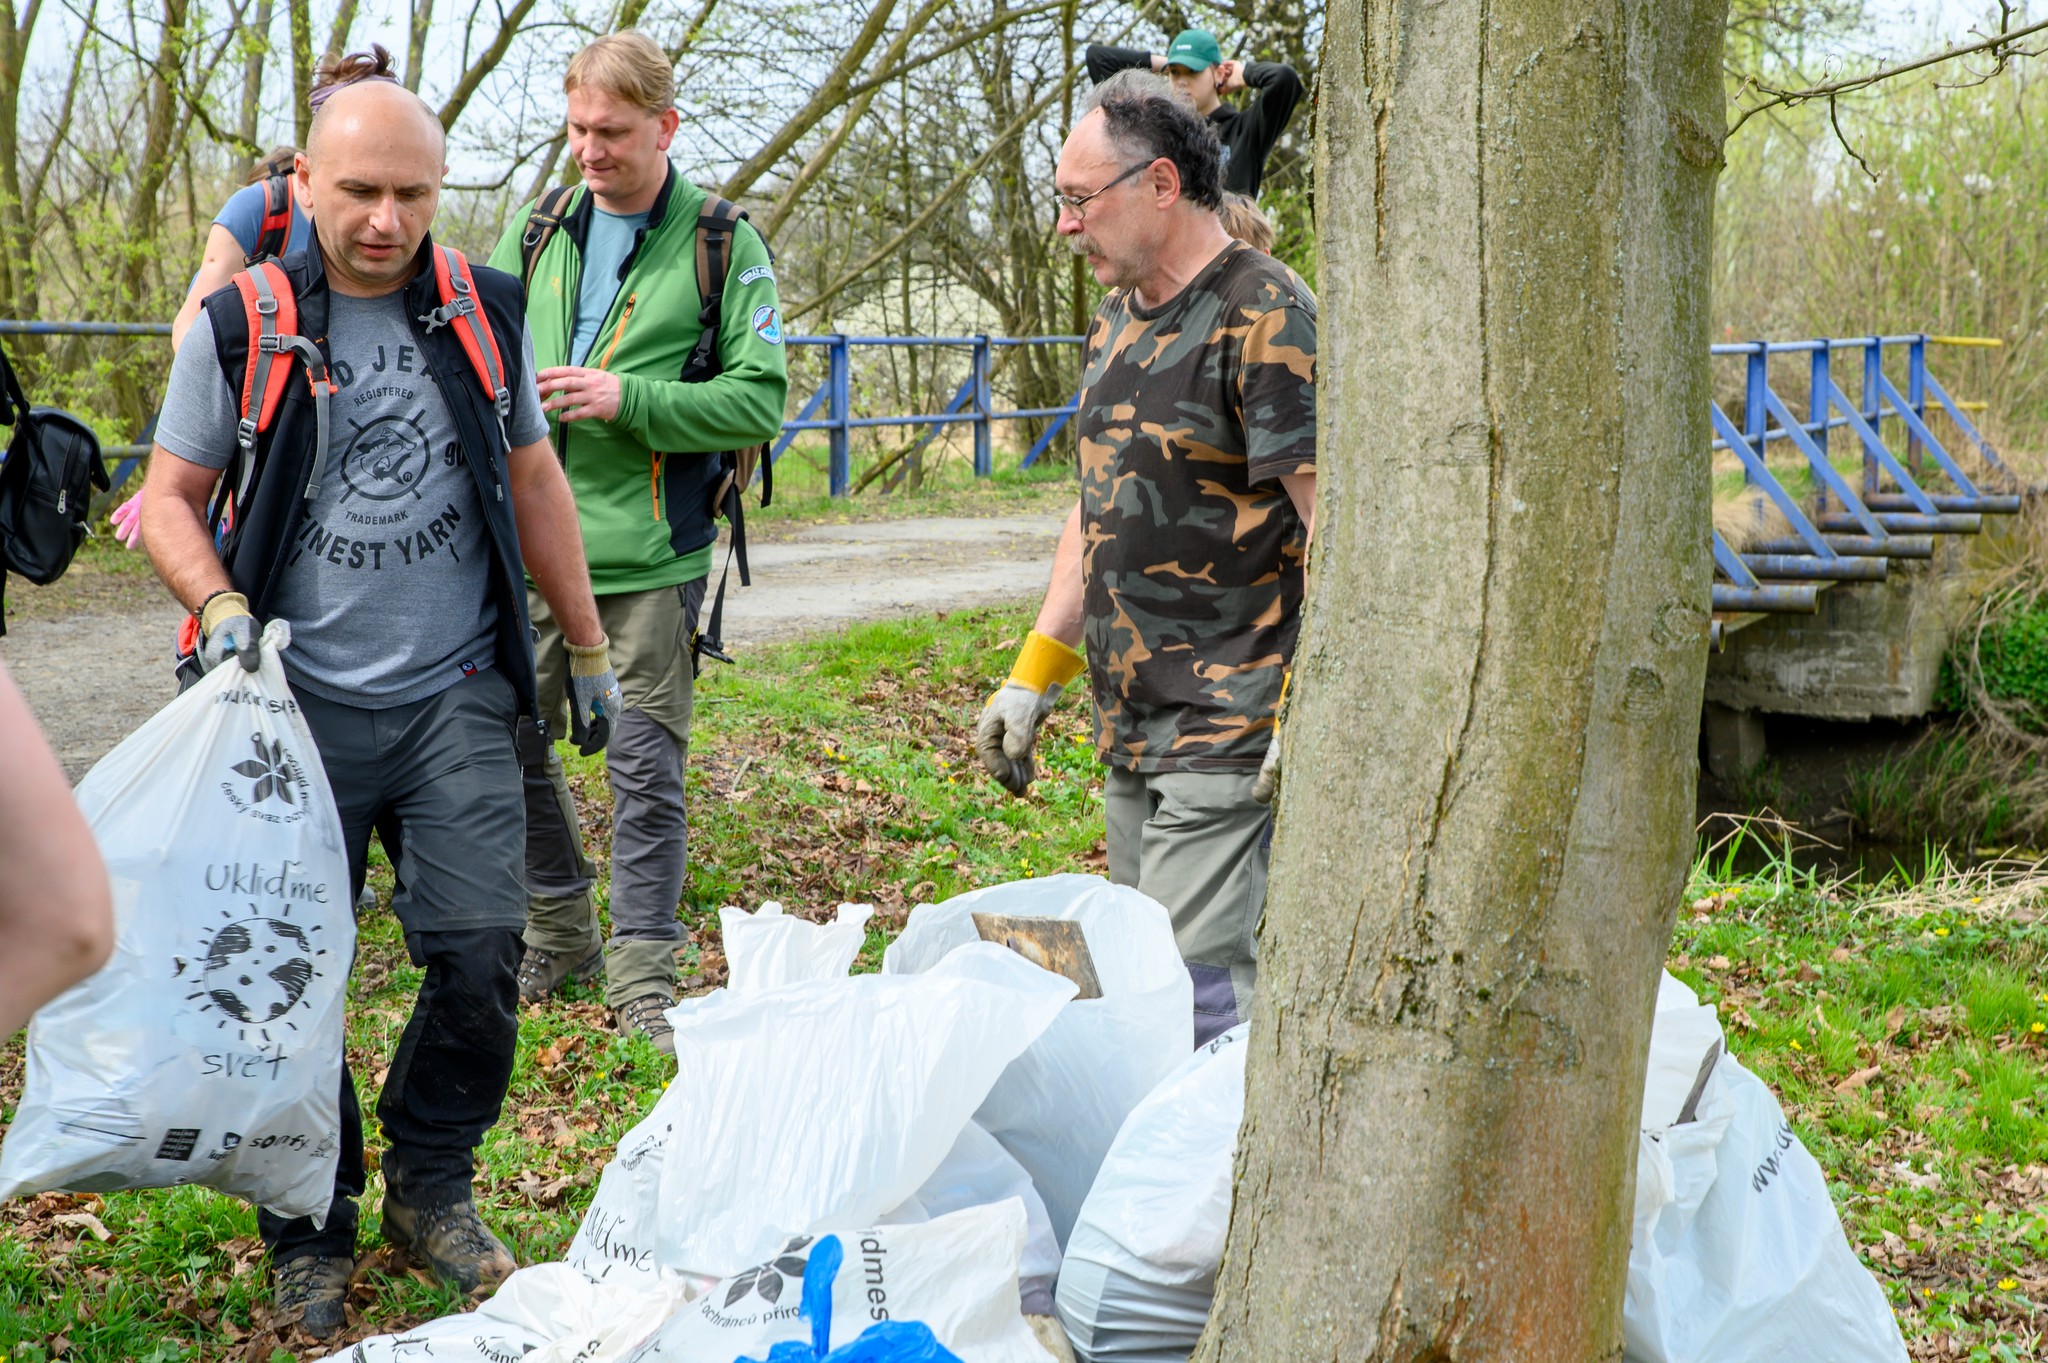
left=1051, top=161, right=1151, bottom=219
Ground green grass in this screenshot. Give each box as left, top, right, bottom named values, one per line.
left=1680, top=833, right=2048, bottom=1358
left=6, top=616, right=2046, bottom=1359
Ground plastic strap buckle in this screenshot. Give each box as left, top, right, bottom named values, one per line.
left=235, top=416, right=258, bottom=450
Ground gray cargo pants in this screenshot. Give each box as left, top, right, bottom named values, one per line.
left=523, top=578, right=704, bottom=1008
left=1104, top=767, right=1272, bottom=1046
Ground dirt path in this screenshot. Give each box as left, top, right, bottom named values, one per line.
left=0, top=513, right=1065, bottom=780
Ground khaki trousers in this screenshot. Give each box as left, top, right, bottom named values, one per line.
left=1103, top=766, right=1271, bottom=1044
left=522, top=578, right=703, bottom=1007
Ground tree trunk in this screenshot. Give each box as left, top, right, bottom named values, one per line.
left=238, top=0, right=274, bottom=148
left=1196, top=0, right=1725, bottom=1358
left=0, top=0, right=37, bottom=323
left=290, top=0, right=312, bottom=145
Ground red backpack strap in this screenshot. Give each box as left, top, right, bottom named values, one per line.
left=424, top=246, right=511, bottom=437
left=247, top=173, right=295, bottom=265
left=229, top=261, right=336, bottom=501
left=231, top=262, right=297, bottom=451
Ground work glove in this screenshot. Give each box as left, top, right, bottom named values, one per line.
left=975, top=631, right=1086, bottom=797
left=110, top=490, right=144, bottom=549
left=197, top=590, right=262, bottom=674
left=1251, top=671, right=1290, bottom=805
left=566, top=634, right=622, bottom=757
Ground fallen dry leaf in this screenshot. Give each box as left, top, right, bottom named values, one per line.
left=51, top=1211, right=110, bottom=1242
left=1836, top=1065, right=1882, bottom=1093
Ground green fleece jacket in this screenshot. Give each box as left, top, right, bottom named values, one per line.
left=489, top=168, right=788, bottom=594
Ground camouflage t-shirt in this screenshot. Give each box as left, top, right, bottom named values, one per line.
left=1077, top=240, right=1317, bottom=773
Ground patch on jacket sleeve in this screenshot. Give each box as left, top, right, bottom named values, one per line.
left=751, top=305, right=783, bottom=345
left=738, top=264, right=774, bottom=286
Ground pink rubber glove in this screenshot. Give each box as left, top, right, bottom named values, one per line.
left=110, top=490, right=143, bottom=549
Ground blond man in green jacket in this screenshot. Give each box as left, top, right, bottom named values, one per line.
left=487, top=31, right=787, bottom=1051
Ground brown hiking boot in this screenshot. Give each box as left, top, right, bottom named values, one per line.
left=275, top=1253, right=352, bottom=1337
left=616, top=993, right=677, bottom=1055
left=380, top=1195, right=517, bottom=1293
left=516, top=942, right=603, bottom=1004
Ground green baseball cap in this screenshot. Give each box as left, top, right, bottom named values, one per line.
left=1163, top=28, right=1223, bottom=72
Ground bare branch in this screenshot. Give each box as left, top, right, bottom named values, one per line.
left=436, top=0, right=540, bottom=134
left=1729, top=16, right=2048, bottom=134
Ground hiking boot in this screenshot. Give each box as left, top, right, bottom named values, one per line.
left=274, top=1253, right=352, bottom=1337
left=616, top=993, right=676, bottom=1055
left=516, top=942, right=603, bottom=1004
left=381, top=1195, right=517, bottom=1293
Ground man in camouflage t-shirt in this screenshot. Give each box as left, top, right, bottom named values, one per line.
left=976, top=70, right=1315, bottom=1043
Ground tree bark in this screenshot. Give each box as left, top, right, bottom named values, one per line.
left=238, top=0, right=273, bottom=148
left=0, top=0, right=38, bottom=323
left=289, top=0, right=312, bottom=145
left=1196, top=0, right=1725, bottom=1358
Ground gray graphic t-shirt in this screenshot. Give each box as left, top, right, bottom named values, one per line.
left=157, top=289, right=548, bottom=707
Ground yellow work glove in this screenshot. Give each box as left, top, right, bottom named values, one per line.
left=1252, top=671, right=1289, bottom=805
left=974, top=631, right=1085, bottom=797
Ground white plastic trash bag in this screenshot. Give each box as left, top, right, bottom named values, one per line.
left=888, top=1120, right=1063, bottom=1315
left=1055, top=1024, right=1246, bottom=1363
left=1624, top=975, right=1907, bottom=1363
left=626, top=1201, right=1053, bottom=1363
left=0, top=622, right=353, bottom=1221
left=567, top=942, right=1074, bottom=1284
left=320, top=1261, right=695, bottom=1363
left=884, top=875, right=1192, bottom=1246
left=722, top=901, right=874, bottom=993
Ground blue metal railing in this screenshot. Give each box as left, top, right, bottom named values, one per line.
left=1706, top=332, right=2018, bottom=642
left=775, top=335, right=1082, bottom=495
left=0, top=322, right=1083, bottom=499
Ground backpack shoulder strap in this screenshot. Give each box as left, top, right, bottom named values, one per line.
left=229, top=260, right=335, bottom=501
left=518, top=184, right=580, bottom=294
left=231, top=261, right=298, bottom=449
left=424, top=245, right=514, bottom=440
left=684, top=195, right=747, bottom=383
left=248, top=173, right=295, bottom=266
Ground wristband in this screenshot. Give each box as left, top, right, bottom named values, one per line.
left=199, top=590, right=251, bottom=637
left=1008, top=630, right=1085, bottom=695
left=566, top=633, right=612, bottom=675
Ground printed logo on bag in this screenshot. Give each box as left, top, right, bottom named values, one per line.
left=220, top=733, right=312, bottom=824
left=175, top=883, right=332, bottom=1050
left=725, top=1236, right=814, bottom=1308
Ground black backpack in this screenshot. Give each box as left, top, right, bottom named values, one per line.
left=519, top=185, right=774, bottom=668
left=0, top=340, right=108, bottom=637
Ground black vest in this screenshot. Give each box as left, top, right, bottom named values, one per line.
left=200, top=235, right=545, bottom=736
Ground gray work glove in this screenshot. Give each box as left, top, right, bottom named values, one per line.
left=975, top=681, right=1065, bottom=796
left=198, top=590, right=262, bottom=674
left=566, top=634, right=622, bottom=756
left=974, top=631, right=1085, bottom=797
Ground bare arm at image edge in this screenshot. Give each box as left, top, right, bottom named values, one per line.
left=0, top=663, right=114, bottom=1035
left=1032, top=501, right=1086, bottom=649
left=508, top=437, right=606, bottom=648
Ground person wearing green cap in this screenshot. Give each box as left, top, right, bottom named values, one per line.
left=1085, top=30, right=1303, bottom=197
